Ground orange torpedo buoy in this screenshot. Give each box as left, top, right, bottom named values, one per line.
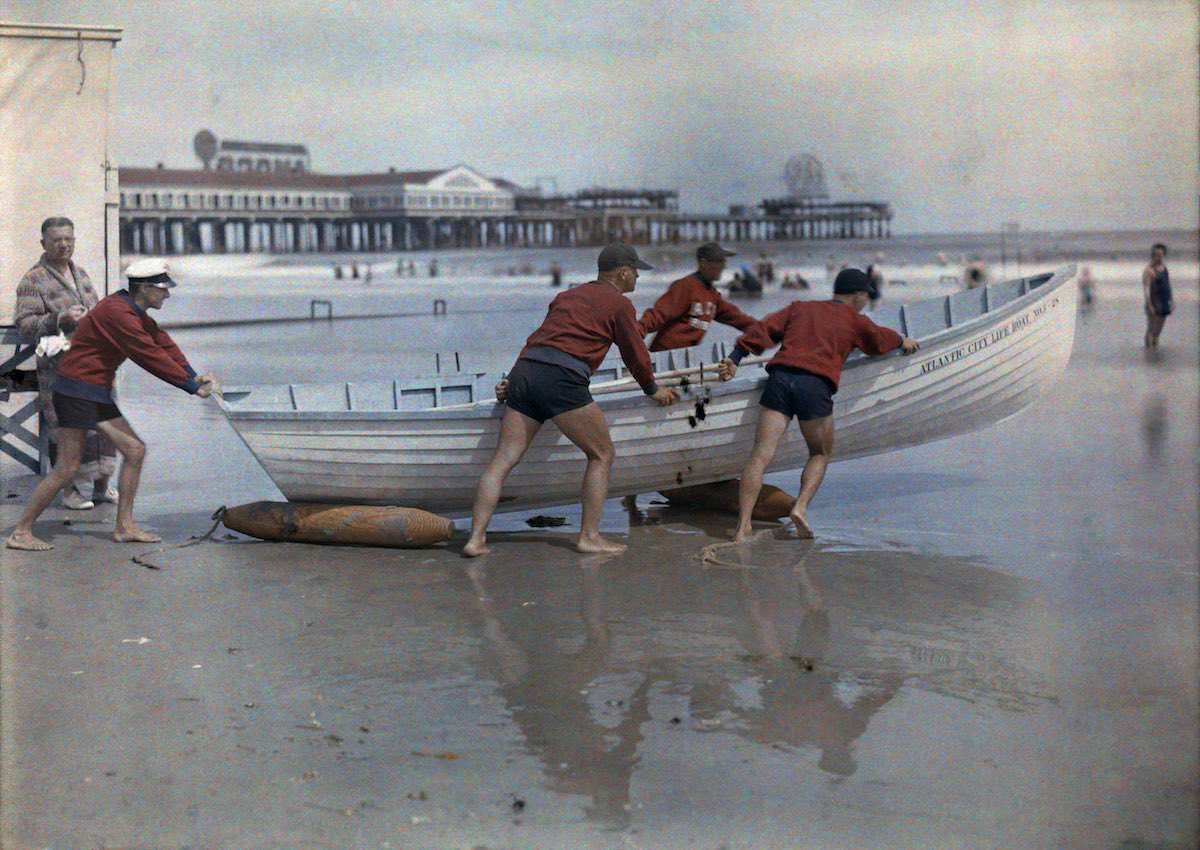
left=222, top=501, right=455, bottom=548
left=659, top=480, right=794, bottom=520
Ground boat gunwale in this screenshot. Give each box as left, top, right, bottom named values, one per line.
left=218, top=265, right=1075, bottom=423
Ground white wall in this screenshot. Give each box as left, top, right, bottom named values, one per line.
left=0, top=22, right=122, bottom=328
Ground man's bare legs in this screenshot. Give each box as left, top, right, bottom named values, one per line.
left=789, top=415, right=835, bottom=538
left=96, top=417, right=160, bottom=543
left=5, top=428, right=86, bottom=550
left=552, top=403, right=624, bottom=554
left=733, top=408, right=792, bottom=542
left=464, top=408, right=542, bottom=557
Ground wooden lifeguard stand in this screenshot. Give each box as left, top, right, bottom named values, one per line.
left=0, top=21, right=123, bottom=474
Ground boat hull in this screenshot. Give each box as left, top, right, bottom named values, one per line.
left=218, top=268, right=1078, bottom=516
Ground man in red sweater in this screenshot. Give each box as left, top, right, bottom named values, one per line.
left=638, top=241, right=757, bottom=351
left=718, top=268, right=919, bottom=542
left=464, top=243, right=679, bottom=557
left=6, top=259, right=217, bottom=551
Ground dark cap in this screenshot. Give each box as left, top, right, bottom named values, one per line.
left=597, top=242, right=653, bottom=272
left=833, top=267, right=875, bottom=295
left=697, top=241, right=736, bottom=261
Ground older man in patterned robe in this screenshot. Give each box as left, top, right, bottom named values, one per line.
left=13, top=217, right=117, bottom=509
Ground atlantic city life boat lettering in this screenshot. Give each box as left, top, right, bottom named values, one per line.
left=916, top=297, right=1060, bottom=376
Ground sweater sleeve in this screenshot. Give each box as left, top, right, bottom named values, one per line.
left=97, top=306, right=200, bottom=393
left=714, top=294, right=758, bottom=332
left=13, top=276, right=58, bottom=342
left=147, top=319, right=196, bottom=376
left=613, top=300, right=659, bottom=395
left=854, top=314, right=904, bottom=356
left=637, top=279, right=691, bottom=336
left=730, top=305, right=791, bottom=363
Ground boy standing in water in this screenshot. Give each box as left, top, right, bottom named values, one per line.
left=1143, top=242, right=1172, bottom=348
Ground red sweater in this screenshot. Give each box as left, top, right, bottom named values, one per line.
left=639, top=272, right=757, bottom=351
left=53, top=291, right=199, bottom=403
left=730, top=299, right=903, bottom=389
left=520, top=281, right=658, bottom=394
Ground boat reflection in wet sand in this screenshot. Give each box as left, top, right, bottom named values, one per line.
left=215, top=266, right=1077, bottom=515
left=454, top=537, right=1056, bottom=828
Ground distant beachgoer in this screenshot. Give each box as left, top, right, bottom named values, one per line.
left=825, top=256, right=837, bottom=279
left=334, top=263, right=343, bottom=280
left=5, top=259, right=218, bottom=551
left=429, top=258, right=439, bottom=277
left=965, top=258, right=987, bottom=289
left=1077, top=265, right=1095, bottom=312
left=13, top=216, right=116, bottom=510
left=550, top=261, right=563, bottom=288
left=1143, top=243, right=1172, bottom=348
left=396, top=258, right=405, bottom=276
left=463, top=243, right=679, bottom=557
left=638, top=242, right=757, bottom=351
left=351, top=262, right=359, bottom=279
left=364, top=265, right=373, bottom=284
left=865, top=259, right=885, bottom=310
left=718, top=268, right=919, bottom=541
left=407, top=260, right=416, bottom=276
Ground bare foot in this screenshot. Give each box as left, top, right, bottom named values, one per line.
left=113, top=527, right=162, bottom=544
left=5, top=531, right=53, bottom=551
left=575, top=534, right=627, bottom=554
left=788, top=510, right=815, bottom=540
left=463, top=537, right=491, bottom=558
left=731, top=526, right=756, bottom=543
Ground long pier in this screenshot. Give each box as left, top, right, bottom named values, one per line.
left=118, top=168, right=892, bottom=255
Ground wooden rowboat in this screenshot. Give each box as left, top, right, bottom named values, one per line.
left=215, top=266, right=1078, bottom=516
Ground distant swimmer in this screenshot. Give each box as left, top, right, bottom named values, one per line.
left=965, top=257, right=987, bottom=289
left=1077, top=265, right=1095, bottom=312
left=638, top=242, right=757, bottom=351
left=5, top=259, right=218, bottom=551
left=463, top=244, right=679, bottom=557
left=718, top=269, right=919, bottom=541
left=865, top=255, right=885, bottom=310
left=1142, top=242, right=1172, bottom=348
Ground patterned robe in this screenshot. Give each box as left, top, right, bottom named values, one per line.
left=13, top=254, right=117, bottom=484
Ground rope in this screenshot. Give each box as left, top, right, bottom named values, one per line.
left=131, top=505, right=228, bottom=570
left=698, top=529, right=777, bottom=569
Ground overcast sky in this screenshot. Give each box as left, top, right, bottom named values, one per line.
left=8, top=0, right=1198, bottom=232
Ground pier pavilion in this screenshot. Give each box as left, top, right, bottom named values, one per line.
left=119, top=164, right=579, bottom=255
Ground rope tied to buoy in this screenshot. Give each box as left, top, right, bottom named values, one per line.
left=131, top=505, right=229, bottom=570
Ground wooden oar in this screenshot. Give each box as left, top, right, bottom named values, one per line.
left=589, top=354, right=770, bottom=396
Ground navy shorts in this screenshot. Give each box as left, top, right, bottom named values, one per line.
left=505, top=358, right=593, bottom=423
left=52, top=392, right=122, bottom=429
left=759, top=366, right=835, bottom=421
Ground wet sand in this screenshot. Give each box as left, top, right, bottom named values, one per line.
left=1, top=279, right=1195, bottom=848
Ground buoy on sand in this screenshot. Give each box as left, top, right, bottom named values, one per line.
left=660, top=480, right=794, bottom=520
left=222, top=501, right=455, bottom=548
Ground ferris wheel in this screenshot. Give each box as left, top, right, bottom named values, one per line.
left=783, top=154, right=829, bottom=200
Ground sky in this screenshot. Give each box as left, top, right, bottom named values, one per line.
left=6, top=0, right=1198, bottom=233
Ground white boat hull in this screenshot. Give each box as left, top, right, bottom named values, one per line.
left=218, top=267, right=1078, bottom=516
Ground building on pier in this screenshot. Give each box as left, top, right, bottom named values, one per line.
left=118, top=163, right=581, bottom=254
